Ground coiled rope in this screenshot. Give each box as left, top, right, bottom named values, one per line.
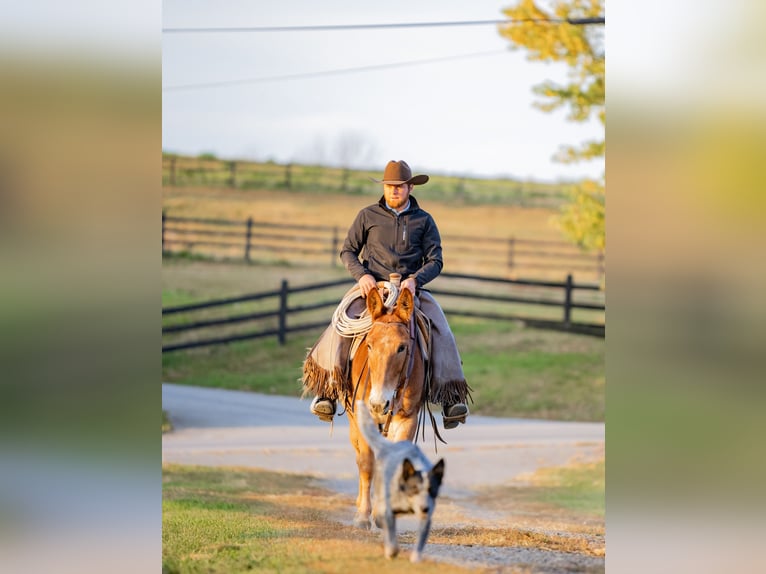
left=332, top=281, right=399, bottom=338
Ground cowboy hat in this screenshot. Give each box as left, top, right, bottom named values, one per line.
left=372, top=160, right=429, bottom=186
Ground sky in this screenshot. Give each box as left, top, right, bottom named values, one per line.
left=162, top=0, right=605, bottom=182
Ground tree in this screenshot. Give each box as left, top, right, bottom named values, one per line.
left=499, top=0, right=604, bottom=251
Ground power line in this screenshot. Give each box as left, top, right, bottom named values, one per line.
left=163, top=17, right=604, bottom=34
left=163, top=49, right=509, bottom=92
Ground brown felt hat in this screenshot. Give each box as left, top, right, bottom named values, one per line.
left=372, top=160, right=429, bottom=186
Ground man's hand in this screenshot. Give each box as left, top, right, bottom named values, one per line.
left=358, top=274, right=377, bottom=297
left=401, top=277, right=417, bottom=295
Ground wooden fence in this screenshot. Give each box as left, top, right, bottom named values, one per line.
left=161, top=272, right=604, bottom=353
left=162, top=213, right=605, bottom=282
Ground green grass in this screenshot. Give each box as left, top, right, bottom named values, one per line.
left=475, top=459, right=605, bottom=520
left=454, top=317, right=603, bottom=420
left=534, top=460, right=605, bottom=516
left=162, top=335, right=314, bottom=396
left=162, top=466, right=313, bottom=573
left=162, top=288, right=209, bottom=309
left=453, top=317, right=604, bottom=421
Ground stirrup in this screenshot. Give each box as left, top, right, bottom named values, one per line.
left=310, top=396, right=336, bottom=422
left=442, top=403, right=468, bottom=429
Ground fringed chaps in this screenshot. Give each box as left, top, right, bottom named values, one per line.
left=301, top=290, right=471, bottom=406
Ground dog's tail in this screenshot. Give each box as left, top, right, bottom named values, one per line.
left=355, top=400, right=390, bottom=454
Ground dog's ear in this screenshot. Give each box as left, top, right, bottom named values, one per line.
left=394, top=288, right=414, bottom=323
left=402, top=458, right=417, bottom=481
left=400, top=458, right=423, bottom=494
left=367, top=287, right=386, bottom=320
left=429, top=459, right=445, bottom=498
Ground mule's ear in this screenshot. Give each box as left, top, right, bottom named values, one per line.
left=394, top=288, right=414, bottom=323
left=367, top=287, right=386, bottom=320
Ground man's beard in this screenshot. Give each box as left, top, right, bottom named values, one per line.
left=387, top=195, right=408, bottom=210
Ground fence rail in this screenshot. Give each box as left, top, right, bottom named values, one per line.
left=162, top=273, right=604, bottom=353
left=162, top=212, right=605, bottom=282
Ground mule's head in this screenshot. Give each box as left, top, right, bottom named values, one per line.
left=364, top=287, right=414, bottom=419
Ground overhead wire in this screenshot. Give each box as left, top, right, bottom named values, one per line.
left=163, top=17, right=604, bottom=34
left=163, top=49, right=509, bottom=92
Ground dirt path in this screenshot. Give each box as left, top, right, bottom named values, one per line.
left=162, top=383, right=605, bottom=572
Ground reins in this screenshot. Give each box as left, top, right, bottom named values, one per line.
left=381, top=320, right=416, bottom=438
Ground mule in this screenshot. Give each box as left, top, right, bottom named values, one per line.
left=345, top=287, right=426, bottom=529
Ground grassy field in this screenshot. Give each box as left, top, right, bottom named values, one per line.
left=162, top=461, right=604, bottom=573
left=162, top=185, right=564, bottom=241
left=162, top=261, right=604, bottom=422
left=162, top=154, right=572, bottom=208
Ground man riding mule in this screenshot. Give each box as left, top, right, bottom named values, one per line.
left=302, top=160, right=471, bottom=430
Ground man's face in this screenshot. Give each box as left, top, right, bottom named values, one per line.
left=383, top=183, right=412, bottom=211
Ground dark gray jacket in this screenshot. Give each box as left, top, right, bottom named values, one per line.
left=340, top=196, right=443, bottom=288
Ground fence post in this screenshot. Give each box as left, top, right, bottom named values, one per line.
left=162, top=210, right=166, bottom=253
left=508, top=237, right=515, bottom=271
left=563, top=273, right=573, bottom=326
left=331, top=226, right=339, bottom=267
left=285, top=163, right=292, bottom=189
left=278, top=279, right=288, bottom=345
left=228, top=161, right=237, bottom=188
left=244, top=217, right=253, bottom=261
left=169, top=157, right=176, bottom=186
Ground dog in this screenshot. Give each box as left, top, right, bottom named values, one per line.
left=356, top=400, right=445, bottom=562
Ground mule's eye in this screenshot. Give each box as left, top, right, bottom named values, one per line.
left=367, top=342, right=373, bottom=350
left=397, top=344, right=406, bottom=353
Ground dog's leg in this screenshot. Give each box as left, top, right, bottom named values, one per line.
left=410, top=511, right=433, bottom=563
left=372, top=505, right=384, bottom=529
left=382, top=510, right=399, bottom=559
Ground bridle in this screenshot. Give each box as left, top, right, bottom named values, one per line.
left=352, top=316, right=416, bottom=439
left=381, top=318, right=416, bottom=438
left=348, top=310, right=446, bottom=449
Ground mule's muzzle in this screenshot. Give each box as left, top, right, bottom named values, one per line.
left=369, top=399, right=390, bottom=416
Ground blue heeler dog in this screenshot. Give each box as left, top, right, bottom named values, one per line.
left=356, top=400, right=446, bottom=562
